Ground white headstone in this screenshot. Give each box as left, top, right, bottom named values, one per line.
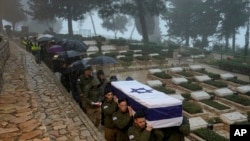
left=189, top=65, right=204, bottom=71
left=148, top=53, right=159, bottom=57
left=101, top=45, right=116, bottom=51
left=214, top=88, right=234, bottom=97
left=172, top=77, right=188, bottom=84
left=133, top=54, right=143, bottom=57
left=146, top=80, right=163, bottom=87
left=170, top=67, right=183, bottom=72
left=191, top=91, right=211, bottom=101
left=220, top=112, right=247, bottom=124
left=116, top=55, right=126, bottom=59
left=237, top=85, right=250, bottom=94
left=220, top=73, right=235, bottom=80
left=195, top=75, right=211, bottom=82
left=148, top=69, right=162, bottom=74
left=83, top=40, right=96, bottom=46
left=169, top=94, right=185, bottom=101
left=133, top=50, right=142, bottom=53
left=87, top=46, right=99, bottom=52
left=102, top=51, right=111, bottom=55
left=189, top=117, right=208, bottom=131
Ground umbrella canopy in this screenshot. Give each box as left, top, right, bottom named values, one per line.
left=65, top=59, right=89, bottom=74
left=62, top=40, right=88, bottom=52
left=48, top=45, right=64, bottom=53
left=37, top=34, right=53, bottom=42
left=57, top=50, right=83, bottom=58
left=88, top=55, right=117, bottom=66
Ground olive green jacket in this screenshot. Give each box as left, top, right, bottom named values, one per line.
left=76, top=75, right=93, bottom=94
left=101, top=100, right=118, bottom=129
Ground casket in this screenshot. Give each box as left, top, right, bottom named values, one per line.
left=111, top=80, right=183, bottom=128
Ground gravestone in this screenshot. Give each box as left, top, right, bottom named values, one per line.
left=189, top=117, right=208, bottom=131
left=214, top=88, right=233, bottom=97
left=191, top=91, right=211, bottom=101
left=195, top=75, right=211, bottom=82
left=236, top=85, right=250, bottom=94
left=220, top=73, right=235, bottom=80
left=148, top=69, right=162, bottom=74
left=189, top=65, right=204, bottom=71
left=133, top=54, right=143, bottom=57
left=146, top=80, right=163, bottom=87
left=172, top=77, right=188, bottom=84
left=148, top=53, right=159, bottom=57
left=116, top=55, right=126, bottom=59
left=170, top=67, right=183, bottom=72
left=220, top=112, right=247, bottom=124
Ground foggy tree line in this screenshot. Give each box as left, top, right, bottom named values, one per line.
left=1, top=0, right=250, bottom=55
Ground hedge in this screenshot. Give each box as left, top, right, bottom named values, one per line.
left=197, top=70, right=220, bottom=79
left=201, top=100, right=230, bottom=110
left=154, top=86, right=176, bottom=94
left=224, top=95, right=250, bottom=106
left=153, top=72, right=172, bottom=79
left=177, top=72, right=193, bottom=77
left=183, top=101, right=203, bottom=114
left=218, top=60, right=250, bottom=75
left=135, top=56, right=150, bottom=61
left=204, top=80, right=227, bottom=88
left=193, top=128, right=229, bottom=141
left=227, top=78, right=249, bottom=85
left=180, top=83, right=202, bottom=91
left=152, top=55, right=166, bottom=60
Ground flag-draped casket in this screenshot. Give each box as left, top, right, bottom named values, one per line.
left=111, top=80, right=183, bottom=128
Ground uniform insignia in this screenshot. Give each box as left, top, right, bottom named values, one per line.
left=112, top=117, right=117, bottom=120
left=104, top=105, right=108, bottom=109
left=77, top=79, right=80, bottom=82
left=129, top=135, right=134, bottom=140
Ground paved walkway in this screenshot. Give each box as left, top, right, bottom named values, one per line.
left=0, top=42, right=105, bottom=141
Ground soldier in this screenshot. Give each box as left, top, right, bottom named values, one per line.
left=101, top=90, right=118, bottom=141
left=83, top=78, right=102, bottom=127
left=112, top=98, right=133, bottom=141
left=97, top=70, right=108, bottom=101
left=77, top=66, right=93, bottom=111
left=128, top=111, right=164, bottom=141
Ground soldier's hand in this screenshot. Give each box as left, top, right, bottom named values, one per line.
left=128, top=106, right=133, bottom=116
left=113, top=95, right=118, bottom=103
left=80, top=93, right=84, bottom=97
left=146, top=122, right=153, bottom=131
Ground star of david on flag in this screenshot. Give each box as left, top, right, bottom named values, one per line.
left=131, top=88, right=153, bottom=94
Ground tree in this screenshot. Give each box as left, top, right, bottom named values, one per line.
left=0, top=0, right=3, bottom=33
left=97, top=0, right=167, bottom=43
left=218, top=0, right=248, bottom=53
left=165, top=0, right=199, bottom=46
left=1, top=0, right=27, bottom=32
left=101, top=14, right=129, bottom=38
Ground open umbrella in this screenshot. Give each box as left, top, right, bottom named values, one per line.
left=48, top=45, right=64, bottom=53
left=64, top=59, right=89, bottom=74
left=88, top=55, right=117, bottom=66
left=62, top=40, right=88, bottom=52
left=57, top=50, right=83, bottom=58
left=37, top=34, right=53, bottom=42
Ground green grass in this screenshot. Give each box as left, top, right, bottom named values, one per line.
left=154, top=86, right=176, bottom=94
left=201, top=100, right=230, bottom=110
left=204, top=80, right=227, bottom=88
left=180, top=83, right=202, bottom=91
left=193, top=128, right=229, bottom=141
left=183, top=101, right=203, bottom=114
left=181, top=93, right=191, bottom=101
left=224, top=95, right=250, bottom=106
left=153, top=72, right=172, bottom=79
left=177, top=72, right=193, bottom=77
left=227, top=78, right=249, bottom=85
left=197, top=70, right=220, bottom=79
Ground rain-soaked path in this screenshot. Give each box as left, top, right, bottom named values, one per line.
left=0, top=41, right=105, bottom=141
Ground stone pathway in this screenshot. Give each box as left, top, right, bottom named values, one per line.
left=0, top=42, right=105, bottom=141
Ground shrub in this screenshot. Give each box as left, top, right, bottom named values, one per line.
left=207, top=117, right=222, bottom=124
left=193, top=128, right=229, bottom=141
left=152, top=55, right=166, bottom=60
left=204, top=80, right=227, bottom=88
left=201, top=100, right=230, bottom=110
left=197, top=70, right=220, bottom=79
left=218, top=60, right=250, bottom=75
left=154, top=86, right=176, bottom=94
left=177, top=72, right=193, bottom=77
left=180, top=83, right=202, bottom=91
left=224, top=95, right=250, bottom=106
left=135, top=56, right=150, bottom=61
left=181, top=93, right=191, bottom=101
left=227, top=78, right=249, bottom=85
left=183, top=101, right=203, bottom=114
left=153, top=72, right=172, bottom=79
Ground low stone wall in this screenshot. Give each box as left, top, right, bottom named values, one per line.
left=0, top=40, right=10, bottom=92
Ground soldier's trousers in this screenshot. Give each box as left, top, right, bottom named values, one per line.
left=86, top=107, right=101, bottom=127
left=104, top=128, right=116, bottom=141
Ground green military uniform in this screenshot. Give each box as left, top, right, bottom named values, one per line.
left=128, top=124, right=151, bottom=141
left=83, top=79, right=102, bottom=127
left=128, top=125, right=164, bottom=141
left=101, top=100, right=118, bottom=141
left=77, top=75, right=93, bottom=95
left=112, top=110, right=133, bottom=141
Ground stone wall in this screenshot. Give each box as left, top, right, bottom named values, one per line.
left=0, top=40, right=10, bottom=92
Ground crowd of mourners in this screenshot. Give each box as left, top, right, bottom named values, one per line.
left=22, top=36, right=190, bottom=141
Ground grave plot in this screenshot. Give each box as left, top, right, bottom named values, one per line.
left=179, top=83, right=203, bottom=92
left=169, top=67, right=184, bottom=73
left=176, top=71, right=194, bottom=78
left=220, top=112, right=247, bottom=125
left=203, top=80, right=228, bottom=88
left=189, top=65, right=205, bottom=71
left=182, top=101, right=208, bottom=119
left=148, top=72, right=172, bottom=83
left=190, top=128, right=229, bottom=141
left=189, top=117, right=207, bottom=131
left=236, top=85, right=250, bottom=96
left=194, top=70, right=220, bottom=80
left=195, top=75, right=212, bottom=82
left=191, top=91, right=211, bottom=101
left=214, top=88, right=233, bottom=97
left=146, top=80, right=163, bottom=87
left=226, top=78, right=249, bottom=85
left=220, top=73, right=235, bottom=80
left=153, top=86, right=176, bottom=94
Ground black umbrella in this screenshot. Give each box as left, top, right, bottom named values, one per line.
left=88, top=55, right=117, bottom=66
left=57, top=50, right=83, bottom=58
left=38, top=36, right=51, bottom=42
left=64, top=59, right=89, bottom=74
left=62, top=40, right=88, bottom=52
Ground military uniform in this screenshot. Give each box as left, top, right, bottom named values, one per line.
left=77, top=75, right=93, bottom=94
left=128, top=125, right=164, bottom=141
left=112, top=110, right=133, bottom=141
left=101, top=100, right=118, bottom=141
left=83, top=79, right=102, bottom=127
